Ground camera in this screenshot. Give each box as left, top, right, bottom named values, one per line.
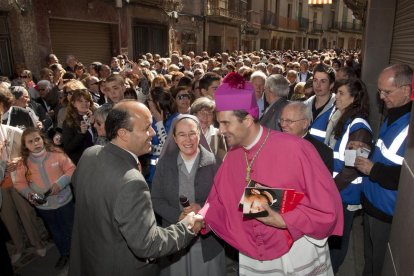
left=31, top=193, right=47, bottom=205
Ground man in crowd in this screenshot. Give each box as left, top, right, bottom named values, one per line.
left=280, top=102, right=333, bottom=173
left=199, top=72, right=221, bottom=99
left=355, top=64, right=412, bottom=276
left=260, top=74, right=289, bottom=131
left=70, top=101, right=201, bottom=275
left=250, top=70, right=268, bottom=118
left=305, top=63, right=336, bottom=142
left=104, top=74, right=125, bottom=104
left=197, top=72, right=343, bottom=275
left=297, top=59, right=313, bottom=83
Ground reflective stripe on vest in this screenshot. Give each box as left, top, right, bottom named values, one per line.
left=376, top=125, right=408, bottom=165
left=333, top=171, right=363, bottom=185
left=309, top=128, right=326, bottom=138
left=335, top=118, right=371, bottom=162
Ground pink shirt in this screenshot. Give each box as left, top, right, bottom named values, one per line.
left=199, top=129, right=343, bottom=261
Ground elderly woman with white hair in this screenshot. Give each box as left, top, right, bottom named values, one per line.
left=10, top=86, right=53, bottom=131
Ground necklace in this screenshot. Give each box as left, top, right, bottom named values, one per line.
left=244, top=128, right=271, bottom=182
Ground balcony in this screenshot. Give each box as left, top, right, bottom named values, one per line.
left=328, top=21, right=340, bottom=31
left=278, top=17, right=299, bottom=31
left=299, top=17, right=309, bottom=31
left=340, top=22, right=363, bottom=32
left=247, top=10, right=261, bottom=27
left=310, top=22, right=323, bottom=33
left=206, top=4, right=245, bottom=21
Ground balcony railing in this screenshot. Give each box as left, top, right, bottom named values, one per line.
left=206, top=5, right=245, bottom=21
left=328, top=21, right=340, bottom=30
left=340, top=22, right=363, bottom=32
left=311, top=22, right=323, bottom=33
left=278, top=17, right=299, bottom=30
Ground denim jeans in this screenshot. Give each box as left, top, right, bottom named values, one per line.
left=37, top=201, right=74, bottom=256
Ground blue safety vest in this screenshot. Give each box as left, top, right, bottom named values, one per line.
left=333, top=117, right=372, bottom=205
left=362, top=113, right=410, bottom=216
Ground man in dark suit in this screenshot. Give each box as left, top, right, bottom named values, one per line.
left=69, top=101, right=200, bottom=276
left=297, top=59, right=313, bottom=83
left=260, top=74, right=289, bottom=131
left=280, top=102, right=333, bottom=173
left=279, top=102, right=333, bottom=173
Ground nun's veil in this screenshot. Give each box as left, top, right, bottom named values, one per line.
left=159, top=114, right=212, bottom=159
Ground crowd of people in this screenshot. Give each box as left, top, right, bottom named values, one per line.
left=0, top=47, right=411, bottom=276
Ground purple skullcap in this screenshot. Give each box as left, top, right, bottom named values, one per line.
left=214, top=72, right=259, bottom=119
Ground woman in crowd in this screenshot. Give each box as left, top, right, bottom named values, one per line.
left=151, top=75, right=169, bottom=91
left=93, top=104, right=111, bottom=146
left=326, top=78, right=372, bottom=273
left=190, top=97, right=227, bottom=161
left=146, top=87, right=176, bottom=185
left=291, top=82, right=307, bottom=101
left=57, top=80, right=86, bottom=128
left=14, top=128, right=75, bottom=269
left=62, top=89, right=95, bottom=165
left=171, top=86, right=191, bottom=115
left=151, top=115, right=226, bottom=276
left=19, top=70, right=35, bottom=89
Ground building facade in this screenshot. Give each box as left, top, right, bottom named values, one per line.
left=0, top=0, right=362, bottom=78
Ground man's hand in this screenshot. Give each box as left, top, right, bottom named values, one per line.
left=180, top=212, right=205, bottom=235
left=255, top=204, right=287, bottom=229
left=355, top=156, right=374, bottom=175
left=183, top=203, right=201, bottom=215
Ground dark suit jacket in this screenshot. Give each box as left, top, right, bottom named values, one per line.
left=259, top=97, right=289, bottom=131
left=151, top=146, right=224, bottom=262
left=297, top=71, right=313, bottom=82
left=5, top=106, right=34, bottom=129
left=69, top=143, right=195, bottom=276
left=304, top=133, right=333, bottom=173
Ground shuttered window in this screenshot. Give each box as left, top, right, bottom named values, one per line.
left=49, top=19, right=112, bottom=65
left=389, top=0, right=414, bottom=66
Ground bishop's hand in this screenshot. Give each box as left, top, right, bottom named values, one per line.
left=255, top=203, right=287, bottom=229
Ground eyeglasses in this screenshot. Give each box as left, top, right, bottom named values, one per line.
left=175, top=131, right=199, bottom=140
left=90, top=82, right=99, bottom=86
left=197, top=110, right=214, bottom=117
left=177, top=94, right=191, bottom=100
left=278, top=118, right=306, bottom=125
left=20, top=75, right=28, bottom=78
left=377, top=84, right=409, bottom=97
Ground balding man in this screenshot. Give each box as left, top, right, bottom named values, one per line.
left=280, top=102, right=333, bottom=173
left=260, top=74, right=289, bottom=131
left=70, top=101, right=200, bottom=276
left=355, top=64, right=413, bottom=276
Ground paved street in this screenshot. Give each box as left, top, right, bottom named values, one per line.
left=14, top=213, right=364, bottom=276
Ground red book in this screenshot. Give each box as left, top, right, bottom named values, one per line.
left=240, top=180, right=303, bottom=218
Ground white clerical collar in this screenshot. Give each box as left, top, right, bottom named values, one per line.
left=244, top=126, right=263, bottom=150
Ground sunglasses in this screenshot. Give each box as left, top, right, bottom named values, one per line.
left=20, top=75, right=28, bottom=78
left=177, top=94, right=191, bottom=100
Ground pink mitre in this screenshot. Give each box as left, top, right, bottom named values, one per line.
left=215, top=72, right=259, bottom=119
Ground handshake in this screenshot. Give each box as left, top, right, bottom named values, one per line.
left=181, top=212, right=205, bottom=235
